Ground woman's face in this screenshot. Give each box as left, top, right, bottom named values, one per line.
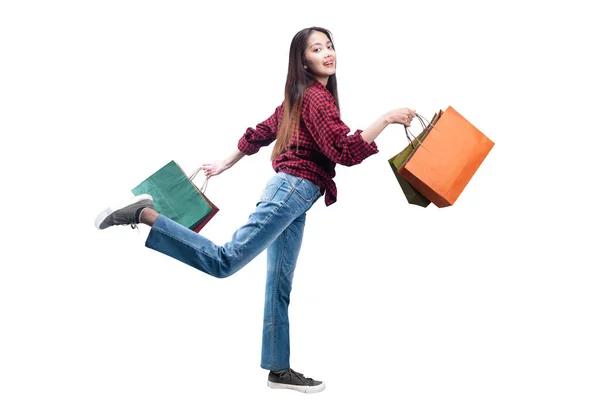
left=304, top=31, right=336, bottom=84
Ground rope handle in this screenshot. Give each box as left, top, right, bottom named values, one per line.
left=403, top=112, right=446, bottom=150
left=404, top=114, right=429, bottom=149
left=189, top=166, right=208, bottom=193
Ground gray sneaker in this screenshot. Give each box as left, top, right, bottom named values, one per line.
left=95, top=194, right=154, bottom=230
left=267, top=368, right=325, bottom=394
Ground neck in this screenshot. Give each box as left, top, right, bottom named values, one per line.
left=317, top=76, right=329, bottom=86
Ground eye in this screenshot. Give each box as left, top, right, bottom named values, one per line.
left=328, top=45, right=334, bottom=50
left=313, top=48, right=321, bottom=53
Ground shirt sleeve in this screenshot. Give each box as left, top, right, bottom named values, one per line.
left=304, top=91, right=378, bottom=166
left=237, top=104, right=283, bottom=155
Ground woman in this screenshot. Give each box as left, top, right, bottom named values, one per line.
left=95, top=27, right=415, bottom=394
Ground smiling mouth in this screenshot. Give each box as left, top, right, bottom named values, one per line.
left=324, top=61, right=335, bottom=67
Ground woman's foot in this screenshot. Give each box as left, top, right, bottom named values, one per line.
left=267, top=368, right=325, bottom=394
left=95, top=194, right=154, bottom=229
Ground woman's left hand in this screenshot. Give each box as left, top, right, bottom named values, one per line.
left=201, top=160, right=230, bottom=178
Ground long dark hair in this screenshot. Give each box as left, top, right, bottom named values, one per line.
left=271, top=27, right=339, bottom=160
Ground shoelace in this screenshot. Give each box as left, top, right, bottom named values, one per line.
left=128, top=207, right=145, bottom=232
left=281, top=369, right=310, bottom=384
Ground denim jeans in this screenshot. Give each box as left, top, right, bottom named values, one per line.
left=145, top=172, right=322, bottom=370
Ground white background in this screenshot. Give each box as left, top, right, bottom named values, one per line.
left=1, top=0, right=599, bottom=399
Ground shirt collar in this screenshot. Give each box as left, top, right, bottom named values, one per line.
left=311, top=80, right=335, bottom=103
left=312, top=80, right=328, bottom=90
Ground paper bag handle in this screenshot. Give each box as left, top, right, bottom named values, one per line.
left=404, top=114, right=429, bottom=148
left=189, top=167, right=208, bottom=193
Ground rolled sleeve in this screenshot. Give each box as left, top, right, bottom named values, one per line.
left=237, top=104, right=283, bottom=155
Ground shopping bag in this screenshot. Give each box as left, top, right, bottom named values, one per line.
left=131, top=160, right=218, bottom=231
left=388, top=111, right=443, bottom=207
left=398, top=106, right=494, bottom=207
left=189, top=172, right=219, bottom=233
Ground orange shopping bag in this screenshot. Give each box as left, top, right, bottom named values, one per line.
left=398, top=106, right=494, bottom=207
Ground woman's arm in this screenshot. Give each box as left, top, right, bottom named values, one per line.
left=305, top=91, right=416, bottom=166
left=361, top=108, right=416, bottom=144
left=201, top=104, right=283, bottom=178
left=201, top=149, right=245, bottom=178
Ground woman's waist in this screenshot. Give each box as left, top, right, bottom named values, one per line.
left=273, top=161, right=335, bottom=193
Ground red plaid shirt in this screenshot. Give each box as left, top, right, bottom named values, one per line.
left=238, top=81, right=379, bottom=206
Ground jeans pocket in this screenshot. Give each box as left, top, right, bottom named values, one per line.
left=292, top=177, right=320, bottom=203
left=260, top=178, right=285, bottom=203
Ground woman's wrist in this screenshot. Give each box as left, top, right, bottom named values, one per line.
left=381, top=112, right=393, bottom=126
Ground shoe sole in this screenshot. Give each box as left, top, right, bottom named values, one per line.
left=95, top=194, right=153, bottom=230
left=267, top=380, right=326, bottom=394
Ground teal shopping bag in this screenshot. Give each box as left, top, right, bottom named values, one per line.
left=132, top=160, right=214, bottom=230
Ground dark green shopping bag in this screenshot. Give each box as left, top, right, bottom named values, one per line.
left=132, top=160, right=216, bottom=231
left=388, top=111, right=442, bottom=207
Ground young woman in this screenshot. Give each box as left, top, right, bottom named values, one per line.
left=95, top=27, right=415, bottom=394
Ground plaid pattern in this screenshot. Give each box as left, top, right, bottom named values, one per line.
left=238, top=81, right=378, bottom=206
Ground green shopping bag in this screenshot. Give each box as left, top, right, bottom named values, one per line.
left=388, top=112, right=442, bottom=207
left=132, top=160, right=215, bottom=230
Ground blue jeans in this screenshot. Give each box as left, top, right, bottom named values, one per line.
left=145, top=172, right=322, bottom=370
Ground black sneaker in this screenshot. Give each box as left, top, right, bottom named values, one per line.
left=95, top=194, right=153, bottom=230
left=267, top=368, right=325, bottom=394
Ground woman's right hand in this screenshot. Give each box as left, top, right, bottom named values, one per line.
left=201, top=160, right=230, bottom=178
left=385, top=107, right=417, bottom=126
